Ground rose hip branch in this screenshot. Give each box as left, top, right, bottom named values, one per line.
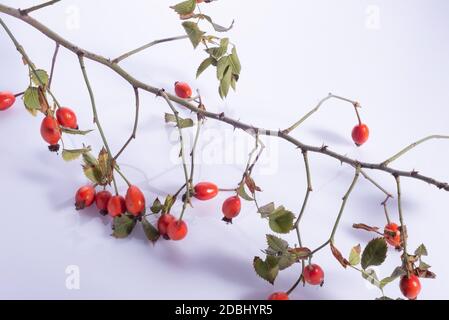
left=0, top=0, right=446, bottom=300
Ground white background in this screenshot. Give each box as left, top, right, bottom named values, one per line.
left=1, top=0, right=449, bottom=300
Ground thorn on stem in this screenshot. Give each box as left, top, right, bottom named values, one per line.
left=156, top=89, right=165, bottom=97
left=320, top=144, right=328, bottom=151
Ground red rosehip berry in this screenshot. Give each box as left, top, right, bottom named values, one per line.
left=167, top=219, right=188, bottom=241
left=268, top=292, right=289, bottom=300
left=40, top=115, right=61, bottom=146
left=107, top=195, right=127, bottom=218
left=384, top=222, right=401, bottom=247
left=125, top=185, right=146, bottom=216
left=222, top=195, right=241, bottom=223
left=351, top=124, right=369, bottom=146
left=56, top=107, right=78, bottom=129
left=95, top=190, right=112, bottom=215
left=303, top=264, right=324, bottom=286
left=194, top=182, right=218, bottom=201
left=0, top=91, right=16, bottom=111
left=196, top=0, right=204, bottom=3
left=174, top=81, right=192, bottom=99
left=75, top=185, right=96, bottom=210
left=157, top=213, right=176, bottom=236
left=400, top=275, right=421, bottom=300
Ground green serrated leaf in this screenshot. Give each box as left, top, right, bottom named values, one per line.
left=150, top=198, right=163, bottom=214
left=419, top=261, right=431, bottom=270
left=179, top=118, right=194, bottom=128
left=380, top=266, right=407, bottom=289
left=196, top=57, right=214, bottom=78
left=112, top=215, right=137, bottom=239
left=62, top=147, right=91, bottom=162
left=30, top=69, right=49, bottom=88
left=142, top=216, right=160, bottom=243
left=219, top=66, right=233, bottom=98
left=97, top=147, right=111, bottom=182
left=23, top=87, right=41, bottom=116
left=361, top=238, right=388, bottom=270
left=196, top=14, right=234, bottom=32
left=237, top=182, right=253, bottom=201
left=162, top=195, right=176, bottom=213
left=216, top=57, right=230, bottom=80
left=229, top=46, right=242, bottom=75
left=170, top=0, right=196, bottom=15
left=231, top=75, right=237, bottom=91
left=82, top=152, right=99, bottom=166
left=60, top=127, right=93, bottom=135
left=258, top=202, right=275, bottom=218
left=253, top=256, right=279, bottom=285
left=82, top=165, right=103, bottom=184
left=165, top=113, right=194, bottom=128
left=278, top=253, right=297, bottom=271
left=268, top=207, right=295, bottom=234
left=219, top=38, right=230, bottom=56
left=362, top=268, right=381, bottom=289
left=414, top=244, right=428, bottom=257
left=349, top=244, right=361, bottom=266
left=182, top=21, right=205, bottom=49
left=266, top=235, right=288, bottom=254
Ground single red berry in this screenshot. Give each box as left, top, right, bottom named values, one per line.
left=303, top=264, right=325, bottom=286
left=351, top=124, right=369, bottom=146
left=95, top=190, right=112, bottom=215
left=268, top=292, right=289, bottom=300
left=157, top=213, right=176, bottom=236
left=167, top=219, right=188, bottom=241
left=40, top=115, right=61, bottom=146
left=384, top=222, right=401, bottom=247
left=0, top=91, right=16, bottom=111
left=400, top=275, right=421, bottom=300
left=222, top=195, right=241, bottom=222
left=194, top=182, right=219, bottom=201
left=196, top=0, right=204, bottom=3
left=56, top=107, right=78, bottom=129
left=75, top=185, right=96, bottom=210
left=174, top=81, right=192, bottom=99
left=125, top=185, right=146, bottom=216
left=107, top=195, right=126, bottom=218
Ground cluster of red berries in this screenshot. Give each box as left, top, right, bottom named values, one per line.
left=75, top=181, right=242, bottom=241
left=41, top=107, right=78, bottom=151
left=193, top=182, right=242, bottom=223
left=268, top=264, right=325, bottom=300
left=1, top=91, right=80, bottom=151
left=75, top=184, right=146, bottom=217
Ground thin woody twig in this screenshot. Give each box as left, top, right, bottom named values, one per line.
left=382, top=135, right=449, bottom=167
left=1, top=5, right=449, bottom=192
left=395, top=175, right=409, bottom=275
left=112, top=35, right=189, bottom=63
left=360, top=169, right=393, bottom=198
left=282, top=93, right=360, bottom=134
left=294, top=150, right=312, bottom=228
left=159, top=90, right=191, bottom=221
left=48, top=42, right=59, bottom=89
left=311, top=167, right=361, bottom=255
left=19, top=0, right=61, bottom=15
left=78, top=54, right=119, bottom=194
left=114, top=87, right=140, bottom=160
